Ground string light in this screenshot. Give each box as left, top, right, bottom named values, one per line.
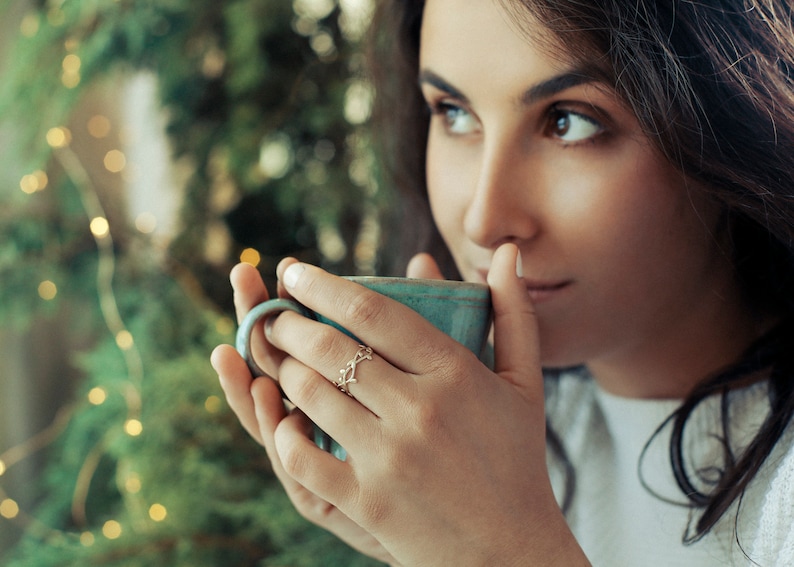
left=89, top=216, right=110, bottom=238
left=0, top=140, right=149, bottom=536
left=0, top=499, right=20, bottom=520
left=115, top=330, right=134, bottom=350
left=103, top=149, right=126, bottom=173
left=87, top=388, right=107, bottom=406
left=87, top=115, right=111, bottom=139
left=204, top=396, right=222, bottom=414
left=20, top=13, right=40, bottom=38
left=62, top=54, right=81, bottom=89
left=215, top=317, right=234, bottom=336
left=124, top=420, right=143, bottom=437
left=239, top=247, right=261, bottom=267
left=148, top=503, right=167, bottom=522
left=124, top=473, right=142, bottom=494
left=20, top=170, right=48, bottom=194
left=134, top=212, right=157, bottom=234
left=37, top=280, right=58, bottom=301
left=102, top=520, right=122, bottom=540
left=46, top=127, right=71, bottom=148
left=80, top=532, right=95, bottom=547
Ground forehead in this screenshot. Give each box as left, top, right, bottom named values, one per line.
left=421, top=0, right=581, bottom=97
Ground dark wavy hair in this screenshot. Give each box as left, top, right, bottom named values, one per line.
left=368, top=0, right=794, bottom=544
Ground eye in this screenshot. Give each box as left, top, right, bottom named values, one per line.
left=429, top=101, right=481, bottom=136
left=546, top=107, right=603, bottom=143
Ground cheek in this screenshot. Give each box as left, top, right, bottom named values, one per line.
left=426, top=139, right=471, bottom=240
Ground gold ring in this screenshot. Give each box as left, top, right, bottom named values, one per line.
left=334, top=345, right=373, bottom=397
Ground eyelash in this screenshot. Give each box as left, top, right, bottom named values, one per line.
left=545, top=104, right=606, bottom=145
left=425, top=99, right=606, bottom=145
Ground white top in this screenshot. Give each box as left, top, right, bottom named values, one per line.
left=544, top=372, right=794, bottom=566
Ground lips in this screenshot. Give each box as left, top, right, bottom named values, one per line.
left=475, top=268, right=571, bottom=303
left=524, top=280, right=571, bottom=303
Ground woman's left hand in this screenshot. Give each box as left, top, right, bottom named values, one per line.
left=260, top=243, right=583, bottom=565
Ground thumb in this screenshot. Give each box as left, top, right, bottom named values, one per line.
left=487, top=244, right=542, bottom=398
left=406, top=253, right=445, bottom=280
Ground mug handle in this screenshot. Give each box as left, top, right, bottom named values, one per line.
left=235, top=298, right=312, bottom=378
left=234, top=298, right=347, bottom=461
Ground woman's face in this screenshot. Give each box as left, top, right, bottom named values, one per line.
left=419, top=0, right=741, bottom=379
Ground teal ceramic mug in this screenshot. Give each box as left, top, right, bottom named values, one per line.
left=236, top=276, right=492, bottom=459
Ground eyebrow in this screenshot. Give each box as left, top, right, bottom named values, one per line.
left=418, top=68, right=599, bottom=106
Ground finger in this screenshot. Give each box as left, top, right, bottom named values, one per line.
left=250, top=385, right=394, bottom=563
left=276, top=257, right=300, bottom=299
left=212, top=344, right=268, bottom=445
left=274, top=261, right=462, bottom=375
left=406, top=253, right=444, bottom=280
left=268, top=311, right=410, bottom=418
left=231, top=263, right=270, bottom=323
left=487, top=243, right=542, bottom=399
left=231, top=262, right=289, bottom=379
left=273, top=408, right=357, bottom=509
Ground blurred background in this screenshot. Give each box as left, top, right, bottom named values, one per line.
left=0, top=0, right=395, bottom=564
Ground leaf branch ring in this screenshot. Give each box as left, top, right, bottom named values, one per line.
left=334, top=345, right=373, bottom=397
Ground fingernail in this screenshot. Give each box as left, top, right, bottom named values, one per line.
left=516, top=253, right=524, bottom=278
left=283, top=263, right=305, bottom=289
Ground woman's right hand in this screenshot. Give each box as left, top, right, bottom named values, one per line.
left=210, top=262, right=400, bottom=565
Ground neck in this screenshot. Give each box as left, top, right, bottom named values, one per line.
left=587, top=289, right=767, bottom=400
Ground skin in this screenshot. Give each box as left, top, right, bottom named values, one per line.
left=211, top=0, right=763, bottom=564
left=419, top=0, right=760, bottom=398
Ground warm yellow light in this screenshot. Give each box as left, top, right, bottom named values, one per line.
left=102, top=520, right=122, bottom=539
left=46, top=127, right=71, bottom=148
left=80, top=532, right=95, bottom=547
left=104, top=149, right=127, bottom=173
left=38, top=280, right=58, bottom=301
left=88, top=387, right=107, bottom=405
left=20, top=13, right=39, bottom=37
left=62, top=71, right=81, bottom=89
left=90, top=217, right=110, bottom=238
left=125, top=473, right=142, bottom=494
left=20, top=170, right=49, bottom=194
left=124, top=419, right=143, bottom=437
left=0, top=499, right=19, bottom=519
left=148, top=503, right=167, bottom=522
left=204, top=396, right=222, bottom=414
left=115, top=330, right=134, bottom=350
left=135, top=212, right=157, bottom=234
left=62, top=54, right=81, bottom=73
left=215, top=317, right=234, bottom=336
left=239, top=248, right=261, bottom=267
left=87, top=115, right=111, bottom=139
left=0, top=460, right=6, bottom=476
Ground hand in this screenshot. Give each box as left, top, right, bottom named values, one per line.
left=259, top=244, right=588, bottom=565
left=211, top=263, right=400, bottom=565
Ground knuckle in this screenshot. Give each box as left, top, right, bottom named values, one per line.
left=283, top=364, right=324, bottom=407
left=354, top=491, right=391, bottom=528
left=291, top=490, right=335, bottom=523
left=278, top=436, right=311, bottom=480
left=341, top=289, right=385, bottom=329
left=302, top=324, right=340, bottom=363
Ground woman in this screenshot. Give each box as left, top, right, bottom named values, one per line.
left=212, top=0, right=794, bottom=564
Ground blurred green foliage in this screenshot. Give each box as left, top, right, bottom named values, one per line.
left=0, top=0, right=387, bottom=564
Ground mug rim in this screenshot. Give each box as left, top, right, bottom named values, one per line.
left=344, top=275, right=489, bottom=293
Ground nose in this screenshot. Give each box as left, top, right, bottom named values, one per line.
left=463, top=136, right=540, bottom=249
